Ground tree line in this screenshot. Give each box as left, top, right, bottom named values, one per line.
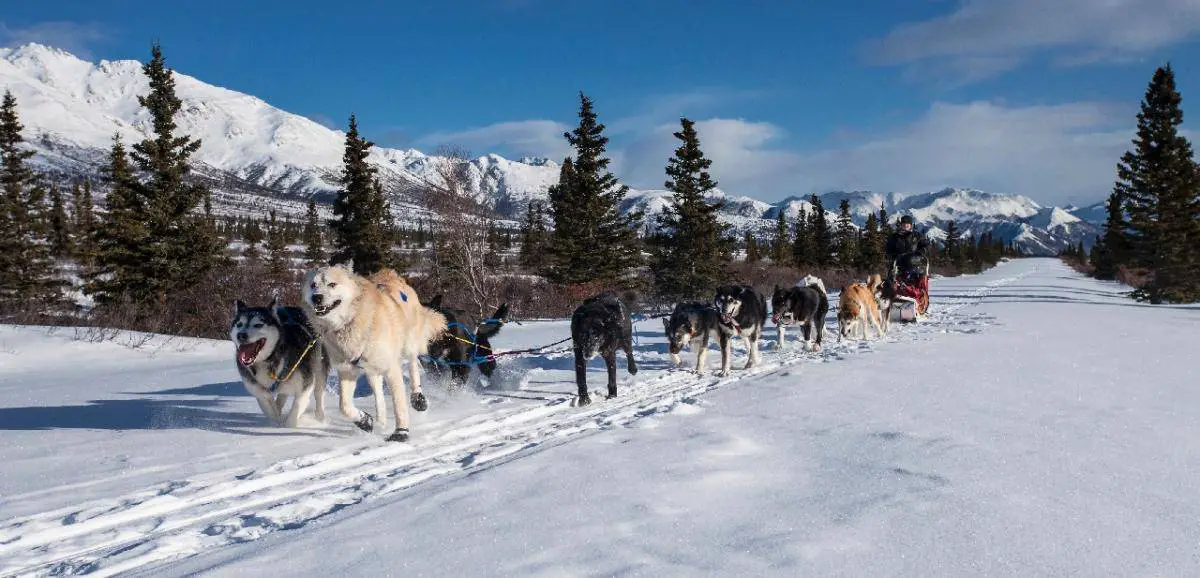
left=1084, top=64, right=1200, bottom=303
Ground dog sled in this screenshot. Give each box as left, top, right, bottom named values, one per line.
left=884, top=258, right=930, bottom=323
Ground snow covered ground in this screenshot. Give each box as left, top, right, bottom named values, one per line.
left=1, top=258, right=1198, bottom=576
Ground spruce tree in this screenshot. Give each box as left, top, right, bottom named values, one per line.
left=48, top=184, right=72, bottom=258
left=545, top=93, right=643, bottom=285
left=519, top=200, right=550, bottom=272
left=329, top=114, right=395, bottom=274
left=744, top=231, right=762, bottom=263
left=791, top=205, right=811, bottom=268
left=650, top=118, right=730, bottom=300
left=264, top=210, right=291, bottom=279
left=243, top=219, right=264, bottom=261
left=302, top=197, right=326, bottom=267
left=128, top=43, right=225, bottom=301
left=770, top=209, right=792, bottom=265
left=1114, top=63, right=1200, bottom=301
left=942, top=220, right=963, bottom=269
left=0, top=90, right=60, bottom=311
left=834, top=199, right=857, bottom=268
left=71, top=181, right=97, bottom=266
left=878, top=204, right=894, bottom=238
left=857, top=212, right=883, bottom=271
left=808, top=195, right=834, bottom=267
left=89, top=135, right=150, bottom=302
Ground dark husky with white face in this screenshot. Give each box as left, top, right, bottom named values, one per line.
left=770, top=275, right=829, bottom=352
left=712, top=284, right=768, bottom=371
left=571, top=292, right=638, bottom=406
left=230, top=296, right=330, bottom=427
left=662, top=302, right=726, bottom=374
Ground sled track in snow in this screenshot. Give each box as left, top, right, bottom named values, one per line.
left=0, top=267, right=1033, bottom=577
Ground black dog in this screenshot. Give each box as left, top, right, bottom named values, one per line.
left=770, top=275, right=829, bottom=351
left=662, top=301, right=725, bottom=373
left=421, top=295, right=509, bottom=386
left=712, top=284, right=768, bottom=372
left=571, top=292, right=638, bottom=406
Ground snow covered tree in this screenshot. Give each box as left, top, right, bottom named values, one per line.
left=650, top=117, right=731, bottom=300
left=545, top=93, right=643, bottom=286
left=0, top=90, right=60, bottom=312
left=127, top=43, right=226, bottom=302
left=1114, top=63, right=1200, bottom=302
left=329, top=114, right=396, bottom=275
left=834, top=199, right=857, bottom=268
left=808, top=195, right=834, bottom=267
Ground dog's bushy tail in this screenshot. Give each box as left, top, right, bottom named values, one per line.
left=804, top=276, right=828, bottom=296
left=476, top=303, right=509, bottom=340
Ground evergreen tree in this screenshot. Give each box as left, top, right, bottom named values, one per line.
left=650, top=118, right=730, bottom=300
left=48, top=184, right=72, bottom=258
left=770, top=209, right=792, bottom=265
left=243, top=219, right=264, bottom=261
left=329, top=114, right=395, bottom=274
left=791, top=205, right=810, bottom=268
left=942, top=220, right=963, bottom=269
left=878, top=204, right=894, bottom=238
left=857, top=212, right=883, bottom=270
left=808, top=195, right=834, bottom=267
left=545, top=93, right=643, bottom=285
left=71, top=181, right=97, bottom=266
left=89, top=135, right=150, bottom=302
left=519, top=201, right=550, bottom=272
left=744, top=231, right=762, bottom=263
left=127, top=43, right=225, bottom=302
left=834, top=199, right=857, bottom=268
left=264, top=210, right=291, bottom=279
left=1114, top=63, right=1200, bottom=301
left=302, top=197, right=326, bottom=267
left=0, top=90, right=60, bottom=311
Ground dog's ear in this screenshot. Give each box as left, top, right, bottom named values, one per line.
left=233, top=299, right=246, bottom=315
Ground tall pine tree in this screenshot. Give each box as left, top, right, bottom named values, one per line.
left=545, top=93, right=643, bottom=285
left=0, top=90, right=60, bottom=312
left=942, top=220, right=963, bottom=269
left=48, top=184, right=72, bottom=258
left=1093, top=190, right=1128, bottom=280
left=71, top=181, right=97, bottom=266
left=744, top=231, right=762, bottom=263
left=1114, top=63, right=1200, bottom=302
left=650, top=118, right=730, bottom=300
left=833, top=199, right=857, bottom=268
left=127, top=43, right=225, bottom=302
left=857, top=212, right=883, bottom=271
left=264, top=210, right=291, bottom=280
left=89, top=135, right=151, bottom=302
left=519, top=200, right=550, bottom=272
left=808, top=195, right=834, bottom=267
left=770, top=209, right=792, bottom=265
left=302, top=197, right=326, bottom=267
left=791, top=205, right=811, bottom=268
left=328, top=114, right=395, bottom=275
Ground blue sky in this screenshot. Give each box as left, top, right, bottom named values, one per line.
left=3, top=0, right=1200, bottom=207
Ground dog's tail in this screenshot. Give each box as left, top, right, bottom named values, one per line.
left=867, top=273, right=883, bottom=295
left=476, top=303, right=510, bottom=340
left=805, top=276, right=828, bottom=296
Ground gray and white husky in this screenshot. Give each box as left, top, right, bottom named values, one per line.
left=663, top=302, right=726, bottom=374
left=230, top=297, right=329, bottom=427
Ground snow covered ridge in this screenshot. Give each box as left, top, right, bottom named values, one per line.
left=3, top=43, right=1098, bottom=255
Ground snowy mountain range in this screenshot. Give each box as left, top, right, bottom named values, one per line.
left=1, top=43, right=1102, bottom=255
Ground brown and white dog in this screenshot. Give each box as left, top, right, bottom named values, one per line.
left=301, top=261, right=448, bottom=442
left=837, top=275, right=886, bottom=341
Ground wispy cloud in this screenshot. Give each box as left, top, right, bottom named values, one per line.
left=416, top=120, right=573, bottom=160
left=0, top=21, right=110, bottom=60
left=862, top=0, right=1200, bottom=82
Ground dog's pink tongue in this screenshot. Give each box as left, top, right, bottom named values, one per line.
left=237, top=341, right=261, bottom=366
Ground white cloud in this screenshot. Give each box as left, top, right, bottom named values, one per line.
left=0, top=21, right=109, bottom=60
left=864, top=0, right=1200, bottom=80
left=416, top=120, right=572, bottom=161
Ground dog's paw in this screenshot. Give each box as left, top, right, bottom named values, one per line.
left=386, top=428, right=410, bottom=443
left=411, top=392, right=429, bottom=412
left=354, top=412, right=375, bottom=433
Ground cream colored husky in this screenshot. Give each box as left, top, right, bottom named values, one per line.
left=301, top=261, right=447, bottom=442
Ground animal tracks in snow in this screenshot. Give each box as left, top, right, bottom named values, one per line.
left=0, top=268, right=1032, bottom=577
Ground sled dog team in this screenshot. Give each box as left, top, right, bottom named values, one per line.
left=232, top=262, right=895, bottom=441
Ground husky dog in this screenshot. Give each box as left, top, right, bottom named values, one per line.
left=662, top=301, right=725, bottom=373
left=422, top=295, right=510, bottom=385
left=770, top=275, right=829, bottom=351
left=838, top=275, right=886, bottom=341
left=301, top=262, right=448, bottom=443
left=230, top=297, right=329, bottom=427
left=571, top=292, right=638, bottom=406
left=712, top=284, right=768, bottom=373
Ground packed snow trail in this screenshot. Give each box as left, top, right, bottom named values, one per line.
left=5, top=259, right=1179, bottom=576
